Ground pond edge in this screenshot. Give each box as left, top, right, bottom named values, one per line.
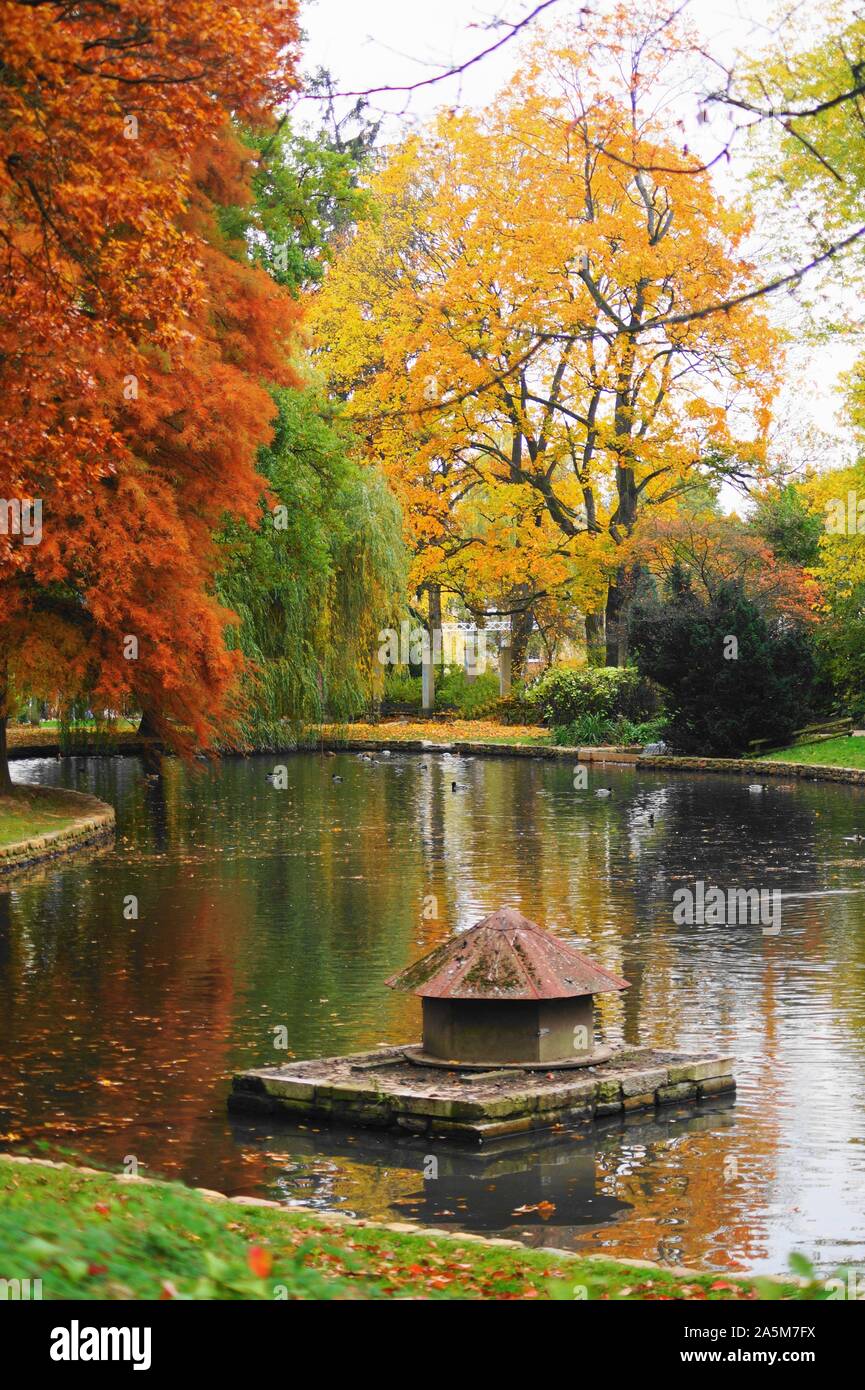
left=309, top=735, right=865, bottom=785
left=0, top=1153, right=799, bottom=1289
left=0, top=786, right=116, bottom=876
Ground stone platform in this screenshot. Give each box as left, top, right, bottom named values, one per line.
left=229, top=1044, right=735, bottom=1140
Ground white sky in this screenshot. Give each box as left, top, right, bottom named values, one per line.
left=298, top=0, right=861, bottom=479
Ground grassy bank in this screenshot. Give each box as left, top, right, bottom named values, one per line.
left=12, top=717, right=865, bottom=773
left=763, top=736, right=865, bottom=769
left=0, top=1157, right=823, bottom=1301
left=0, top=787, right=99, bottom=848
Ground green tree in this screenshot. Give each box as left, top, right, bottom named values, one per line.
left=750, top=485, right=823, bottom=568
left=213, top=99, right=405, bottom=738
left=630, top=565, right=816, bottom=756
left=223, top=89, right=380, bottom=294
left=217, top=388, right=406, bottom=738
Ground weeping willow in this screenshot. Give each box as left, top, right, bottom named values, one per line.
left=216, top=386, right=407, bottom=743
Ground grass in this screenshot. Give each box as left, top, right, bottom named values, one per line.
left=7, top=723, right=143, bottom=755
left=0, top=787, right=93, bottom=848
left=12, top=718, right=138, bottom=733
left=0, top=1157, right=827, bottom=1301
left=760, top=736, right=865, bottom=768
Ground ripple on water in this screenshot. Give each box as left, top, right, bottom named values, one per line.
left=1, top=752, right=865, bottom=1275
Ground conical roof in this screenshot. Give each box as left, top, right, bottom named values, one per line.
left=386, top=906, right=630, bottom=1001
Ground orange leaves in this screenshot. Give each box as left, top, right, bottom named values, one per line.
left=633, top=511, right=821, bottom=625
left=0, top=0, right=301, bottom=494
left=0, top=4, right=303, bottom=756
left=247, top=1245, right=273, bottom=1279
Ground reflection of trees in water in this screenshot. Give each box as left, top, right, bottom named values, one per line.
left=2, top=754, right=865, bottom=1265
left=586, top=1102, right=773, bottom=1271
left=0, top=890, right=9, bottom=972
left=140, top=763, right=170, bottom=854
left=0, top=832, right=247, bottom=1185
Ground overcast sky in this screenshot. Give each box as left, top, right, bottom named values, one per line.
left=298, top=0, right=861, bottom=477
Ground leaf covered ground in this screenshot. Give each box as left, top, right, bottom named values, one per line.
left=317, top=720, right=550, bottom=747
left=0, top=1157, right=825, bottom=1301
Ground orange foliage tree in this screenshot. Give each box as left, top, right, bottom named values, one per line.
left=0, top=1, right=301, bottom=784
left=632, top=510, right=820, bottom=626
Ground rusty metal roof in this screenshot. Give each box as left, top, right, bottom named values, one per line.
left=386, top=906, right=630, bottom=1001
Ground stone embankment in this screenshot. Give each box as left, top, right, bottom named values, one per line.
left=0, top=788, right=115, bottom=875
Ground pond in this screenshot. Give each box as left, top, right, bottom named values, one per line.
left=2, top=749, right=865, bottom=1276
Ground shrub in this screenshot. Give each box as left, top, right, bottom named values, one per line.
left=552, top=714, right=668, bottom=746
left=381, top=665, right=501, bottom=718
left=437, top=666, right=501, bottom=717
left=382, top=667, right=422, bottom=707
left=629, top=567, right=816, bottom=756
left=526, top=665, right=658, bottom=727
left=495, top=687, right=538, bottom=725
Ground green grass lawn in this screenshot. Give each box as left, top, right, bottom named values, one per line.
left=762, top=736, right=865, bottom=768
left=0, top=787, right=91, bottom=848
left=0, top=1157, right=826, bottom=1301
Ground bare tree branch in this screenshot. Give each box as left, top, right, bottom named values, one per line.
left=298, top=0, right=565, bottom=101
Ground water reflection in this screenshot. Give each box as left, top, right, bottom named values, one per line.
left=1, top=750, right=865, bottom=1275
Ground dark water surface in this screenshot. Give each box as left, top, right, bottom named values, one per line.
left=2, top=750, right=865, bottom=1276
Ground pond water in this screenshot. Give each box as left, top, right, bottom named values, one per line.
left=2, top=749, right=865, bottom=1276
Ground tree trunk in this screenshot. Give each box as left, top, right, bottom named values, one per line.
left=606, top=312, right=641, bottom=668
left=605, top=575, right=625, bottom=667
left=605, top=560, right=645, bottom=667
left=0, top=670, right=13, bottom=794
left=584, top=610, right=605, bottom=666
left=510, top=608, right=534, bottom=680
left=137, top=708, right=163, bottom=773
left=421, top=652, right=435, bottom=712
left=423, top=583, right=443, bottom=713
left=427, top=583, right=443, bottom=668
left=137, top=709, right=159, bottom=739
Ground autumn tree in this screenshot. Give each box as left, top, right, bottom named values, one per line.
left=727, top=2, right=865, bottom=291
left=312, top=3, right=778, bottom=671
left=0, top=1, right=300, bottom=785
left=737, top=5, right=865, bottom=717
left=632, top=508, right=820, bottom=627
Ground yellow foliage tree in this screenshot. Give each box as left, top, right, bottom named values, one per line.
left=313, top=3, right=778, bottom=668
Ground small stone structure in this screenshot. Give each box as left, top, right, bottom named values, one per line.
left=385, top=906, right=628, bottom=1068
left=231, top=906, right=735, bottom=1139
left=230, top=1045, right=735, bottom=1140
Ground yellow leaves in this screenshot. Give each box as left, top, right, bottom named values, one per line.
left=313, top=16, right=778, bottom=618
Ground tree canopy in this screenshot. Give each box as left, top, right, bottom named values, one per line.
left=313, top=8, right=779, bottom=667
